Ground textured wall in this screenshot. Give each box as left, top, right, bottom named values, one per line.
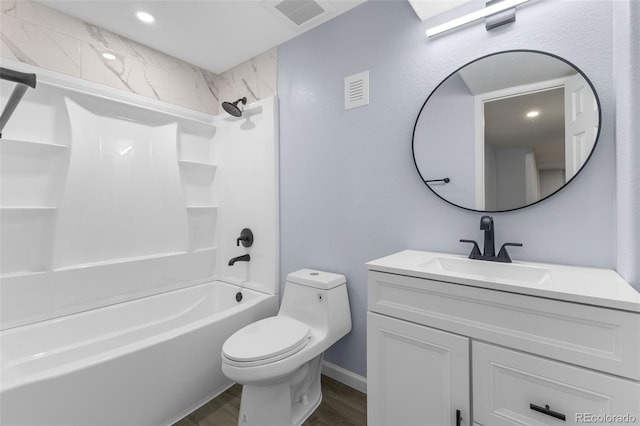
left=414, top=73, right=475, bottom=209
left=0, top=0, right=278, bottom=115
left=614, top=0, right=640, bottom=288
left=278, top=0, right=629, bottom=378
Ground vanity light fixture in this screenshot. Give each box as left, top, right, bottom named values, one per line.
left=102, top=52, right=117, bottom=61
left=526, top=110, right=540, bottom=118
left=426, top=0, right=530, bottom=37
left=136, top=11, right=155, bottom=24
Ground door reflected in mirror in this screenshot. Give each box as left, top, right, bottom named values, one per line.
left=412, top=50, right=600, bottom=212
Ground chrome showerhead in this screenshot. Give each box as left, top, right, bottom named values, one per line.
left=222, top=97, right=247, bottom=117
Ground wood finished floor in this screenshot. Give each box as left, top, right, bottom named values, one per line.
left=174, top=375, right=367, bottom=426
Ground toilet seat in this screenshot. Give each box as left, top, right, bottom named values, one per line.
left=222, top=317, right=311, bottom=367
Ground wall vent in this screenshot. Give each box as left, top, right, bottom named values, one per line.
left=344, top=71, right=369, bottom=110
left=274, top=0, right=326, bottom=26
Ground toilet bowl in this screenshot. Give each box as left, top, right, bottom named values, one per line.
left=221, top=269, right=351, bottom=426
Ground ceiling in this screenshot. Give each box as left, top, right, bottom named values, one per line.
left=36, top=0, right=366, bottom=74
left=407, top=0, right=469, bottom=21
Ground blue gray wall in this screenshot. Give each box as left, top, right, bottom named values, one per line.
left=278, top=0, right=637, bottom=378
left=614, top=0, right=640, bottom=287
left=414, top=73, right=475, bottom=208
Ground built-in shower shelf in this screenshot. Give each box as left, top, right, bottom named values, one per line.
left=1, top=138, right=67, bottom=151
left=178, top=160, right=217, bottom=169
left=178, top=162, right=217, bottom=206
left=0, top=270, right=50, bottom=280
left=0, top=206, right=57, bottom=211
left=53, top=251, right=193, bottom=272
left=185, top=205, right=218, bottom=210
left=192, top=246, right=217, bottom=254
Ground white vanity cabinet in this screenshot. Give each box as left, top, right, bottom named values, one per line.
left=367, top=250, right=640, bottom=426
left=367, top=311, right=470, bottom=426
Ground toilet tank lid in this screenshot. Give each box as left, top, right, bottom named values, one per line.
left=287, top=269, right=346, bottom=289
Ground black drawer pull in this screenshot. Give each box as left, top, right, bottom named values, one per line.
left=456, top=409, right=462, bottom=426
left=530, top=403, right=566, bottom=421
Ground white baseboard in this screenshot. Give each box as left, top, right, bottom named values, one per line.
left=321, top=360, right=367, bottom=394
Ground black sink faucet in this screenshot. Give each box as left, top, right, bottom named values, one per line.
left=228, top=254, right=250, bottom=266
left=460, top=216, right=522, bottom=263
left=480, top=216, right=495, bottom=257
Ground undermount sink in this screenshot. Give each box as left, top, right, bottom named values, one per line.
left=419, top=256, right=552, bottom=285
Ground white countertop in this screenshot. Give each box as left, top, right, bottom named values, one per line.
left=367, top=250, right=640, bottom=313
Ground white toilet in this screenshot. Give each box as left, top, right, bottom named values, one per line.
left=221, top=269, right=351, bottom=426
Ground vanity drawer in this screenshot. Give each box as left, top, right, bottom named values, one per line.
left=472, top=341, right=640, bottom=426
left=368, top=271, right=640, bottom=379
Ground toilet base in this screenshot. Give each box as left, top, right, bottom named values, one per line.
left=237, top=355, right=324, bottom=426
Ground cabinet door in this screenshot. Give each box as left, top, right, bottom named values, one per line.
left=367, top=312, right=470, bottom=426
left=473, top=341, right=640, bottom=425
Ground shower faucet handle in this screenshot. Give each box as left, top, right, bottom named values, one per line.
left=236, top=228, right=254, bottom=247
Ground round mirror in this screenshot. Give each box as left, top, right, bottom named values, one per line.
left=412, top=50, right=601, bottom=212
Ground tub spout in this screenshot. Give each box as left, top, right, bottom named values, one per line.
left=228, top=254, right=250, bottom=266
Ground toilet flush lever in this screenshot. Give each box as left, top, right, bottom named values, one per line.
left=236, top=228, right=254, bottom=247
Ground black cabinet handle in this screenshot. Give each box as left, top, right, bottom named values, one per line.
left=530, top=403, right=566, bottom=421
left=456, top=409, right=462, bottom=426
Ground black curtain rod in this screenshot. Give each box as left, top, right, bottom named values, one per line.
left=0, top=67, right=37, bottom=138
left=0, top=67, right=36, bottom=88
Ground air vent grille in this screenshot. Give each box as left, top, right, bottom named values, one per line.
left=344, top=71, right=369, bottom=110
left=275, top=0, right=326, bottom=26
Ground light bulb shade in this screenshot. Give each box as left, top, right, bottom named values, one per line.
left=426, top=0, right=530, bottom=37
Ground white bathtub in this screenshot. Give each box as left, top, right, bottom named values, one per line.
left=0, top=281, right=278, bottom=426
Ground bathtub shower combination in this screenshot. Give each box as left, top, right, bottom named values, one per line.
left=0, top=60, right=280, bottom=425
left=1, top=283, right=277, bottom=425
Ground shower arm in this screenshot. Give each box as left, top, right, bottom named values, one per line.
left=0, top=67, right=37, bottom=138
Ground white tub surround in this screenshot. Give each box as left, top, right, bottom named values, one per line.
left=0, top=281, right=278, bottom=426
left=0, top=60, right=218, bottom=329
left=0, top=60, right=280, bottom=329
left=217, top=96, right=280, bottom=295
left=366, top=250, right=640, bottom=426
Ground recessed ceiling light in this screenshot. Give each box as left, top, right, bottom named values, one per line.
left=136, top=11, right=155, bottom=24
left=526, top=110, right=540, bottom=118
left=102, top=52, right=117, bottom=61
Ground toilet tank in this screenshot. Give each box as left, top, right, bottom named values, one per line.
left=279, top=269, right=352, bottom=343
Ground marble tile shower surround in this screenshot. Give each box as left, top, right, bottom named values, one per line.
left=217, top=47, right=277, bottom=107
left=0, top=0, right=277, bottom=114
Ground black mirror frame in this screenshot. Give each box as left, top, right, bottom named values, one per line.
left=411, top=49, right=602, bottom=213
